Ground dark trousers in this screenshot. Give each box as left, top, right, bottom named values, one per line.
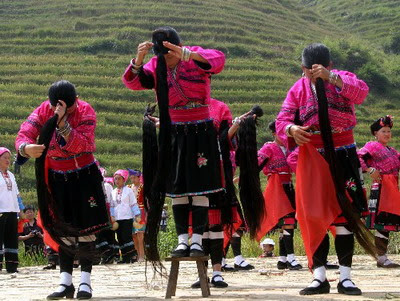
left=116, top=219, right=135, bottom=261
left=59, top=242, right=94, bottom=274
left=96, top=229, right=118, bottom=260
left=0, top=212, right=19, bottom=272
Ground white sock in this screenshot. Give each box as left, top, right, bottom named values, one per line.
left=234, top=255, right=248, bottom=266
left=212, top=271, right=223, bottom=281
left=279, top=256, right=287, bottom=263
left=55, top=272, right=72, bottom=293
left=308, top=266, right=326, bottom=288
left=377, top=254, right=387, bottom=264
left=191, top=234, right=203, bottom=250
left=176, top=234, right=189, bottom=250
left=339, top=265, right=356, bottom=288
left=287, top=254, right=298, bottom=265
left=221, top=258, right=226, bottom=266
left=79, top=271, right=91, bottom=293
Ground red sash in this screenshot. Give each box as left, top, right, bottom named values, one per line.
left=223, top=206, right=243, bottom=249
left=296, top=143, right=341, bottom=269
left=37, top=212, right=59, bottom=252
left=255, top=174, right=294, bottom=241
left=379, top=175, right=400, bottom=216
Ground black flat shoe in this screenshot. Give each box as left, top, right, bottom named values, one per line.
left=47, top=284, right=75, bottom=300
left=221, top=264, right=236, bottom=272
left=337, top=279, right=362, bottom=295
left=76, top=283, right=92, bottom=299
left=277, top=261, right=287, bottom=270
left=191, top=277, right=210, bottom=289
left=189, top=243, right=205, bottom=257
left=171, top=243, right=190, bottom=258
left=299, top=279, right=330, bottom=295
left=234, top=261, right=254, bottom=270
left=211, top=275, right=228, bottom=288
left=287, top=260, right=302, bottom=270
left=43, top=263, right=57, bottom=270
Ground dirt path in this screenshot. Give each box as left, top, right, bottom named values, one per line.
left=1, top=255, right=400, bottom=300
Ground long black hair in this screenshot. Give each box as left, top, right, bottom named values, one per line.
left=236, top=105, right=265, bottom=238
left=143, top=27, right=174, bottom=269
left=302, top=43, right=376, bottom=258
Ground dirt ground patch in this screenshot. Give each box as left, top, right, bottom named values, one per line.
left=1, top=255, right=400, bottom=300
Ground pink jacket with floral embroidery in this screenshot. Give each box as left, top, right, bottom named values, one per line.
left=276, top=70, right=369, bottom=149
left=258, top=142, right=292, bottom=176
left=358, top=141, right=400, bottom=176
left=122, top=46, right=225, bottom=122
left=15, top=100, right=96, bottom=158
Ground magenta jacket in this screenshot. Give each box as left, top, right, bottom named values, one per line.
left=15, top=100, right=96, bottom=159
left=258, top=142, right=292, bottom=176
left=358, top=141, right=400, bottom=176
left=122, top=46, right=225, bottom=122
left=209, top=98, right=232, bottom=132
left=276, top=70, right=369, bottom=149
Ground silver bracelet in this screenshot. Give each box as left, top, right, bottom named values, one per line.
left=57, top=121, right=72, bottom=137
left=329, top=71, right=338, bottom=85
left=285, top=124, right=294, bottom=137
left=233, top=117, right=241, bottom=125
left=369, top=167, right=376, bottom=175
left=181, top=47, right=192, bottom=62
left=18, top=142, right=30, bottom=158
left=130, top=59, right=142, bottom=74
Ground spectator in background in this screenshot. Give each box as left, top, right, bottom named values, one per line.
left=111, top=170, right=141, bottom=264
left=18, top=206, right=44, bottom=257
left=128, top=169, right=146, bottom=263
left=160, top=205, right=168, bottom=232
left=0, top=147, right=24, bottom=274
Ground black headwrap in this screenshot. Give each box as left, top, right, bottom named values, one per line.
left=370, top=115, right=393, bottom=135
left=48, top=80, right=77, bottom=108
left=302, top=43, right=376, bottom=259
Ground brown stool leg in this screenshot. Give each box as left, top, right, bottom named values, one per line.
left=166, top=261, right=179, bottom=299
left=196, top=260, right=210, bottom=297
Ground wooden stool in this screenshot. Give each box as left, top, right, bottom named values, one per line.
left=165, top=256, right=210, bottom=299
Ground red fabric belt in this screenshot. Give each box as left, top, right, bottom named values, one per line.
left=48, top=153, right=95, bottom=172
left=310, top=130, right=354, bottom=149
left=169, top=106, right=210, bottom=122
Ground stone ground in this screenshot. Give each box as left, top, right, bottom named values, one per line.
left=1, top=255, right=400, bottom=301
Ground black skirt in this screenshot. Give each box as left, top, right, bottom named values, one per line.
left=48, top=163, right=110, bottom=235
left=167, top=120, right=223, bottom=197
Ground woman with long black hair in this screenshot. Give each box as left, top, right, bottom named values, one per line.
left=122, top=27, right=226, bottom=263
left=15, top=80, right=110, bottom=299
left=276, top=43, right=374, bottom=296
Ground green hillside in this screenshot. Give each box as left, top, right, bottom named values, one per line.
left=0, top=0, right=400, bottom=201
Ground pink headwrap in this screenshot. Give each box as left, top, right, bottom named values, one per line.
left=104, top=177, right=114, bottom=185
left=114, top=169, right=129, bottom=183
left=0, top=147, right=11, bottom=157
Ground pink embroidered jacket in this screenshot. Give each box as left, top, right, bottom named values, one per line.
left=122, top=46, right=225, bottom=122
left=276, top=70, right=369, bottom=149
left=258, top=142, right=292, bottom=176
left=15, top=100, right=96, bottom=159
left=209, top=98, right=232, bottom=131
left=358, top=141, right=400, bottom=176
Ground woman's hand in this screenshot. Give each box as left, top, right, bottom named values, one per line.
left=310, top=64, right=330, bottom=81
left=136, top=41, right=153, bottom=65
left=54, top=100, right=67, bottom=126
left=162, top=41, right=183, bottom=59
left=289, top=125, right=312, bottom=146
left=24, top=144, right=46, bottom=158
left=147, top=115, right=160, bottom=128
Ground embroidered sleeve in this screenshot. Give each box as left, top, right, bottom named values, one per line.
left=122, top=57, right=157, bottom=91
left=357, top=144, right=372, bottom=172
left=190, top=46, right=225, bottom=74
left=276, top=86, right=300, bottom=149
left=337, top=70, right=369, bottom=105
left=61, top=105, right=96, bottom=154
left=286, top=147, right=299, bottom=173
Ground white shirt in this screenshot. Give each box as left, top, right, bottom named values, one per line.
left=103, top=182, right=113, bottom=205
left=0, top=171, right=20, bottom=213
left=111, top=186, right=138, bottom=221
